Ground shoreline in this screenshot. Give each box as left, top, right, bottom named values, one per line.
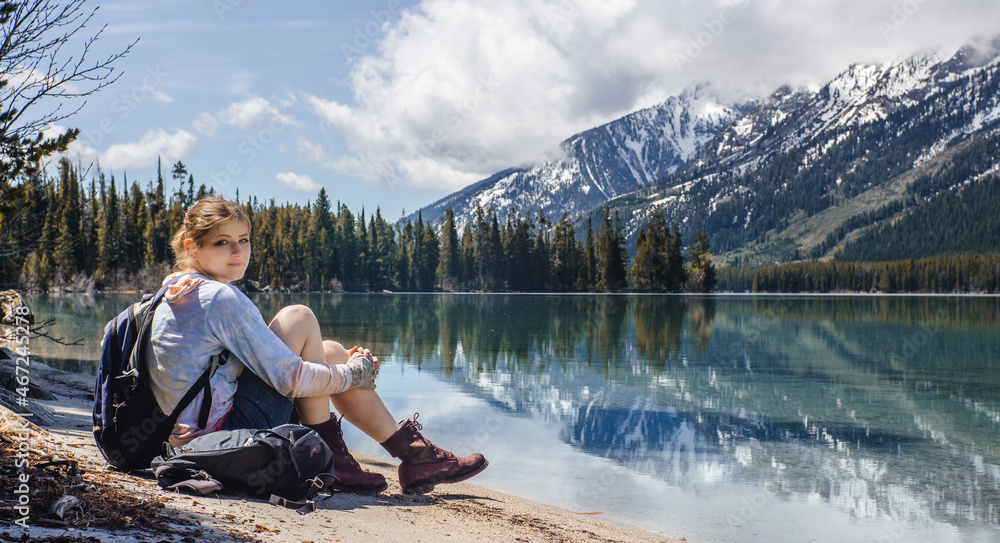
left=1, top=360, right=681, bottom=543
left=17, top=287, right=1000, bottom=297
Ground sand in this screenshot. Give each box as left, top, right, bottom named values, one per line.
left=1, top=361, right=683, bottom=543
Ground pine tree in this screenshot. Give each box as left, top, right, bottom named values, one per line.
left=83, top=178, right=99, bottom=277
left=530, top=210, right=551, bottom=291
left=685, top=232, right=716, bottom=293
left=552, top=213, right=583, bottom=292
left=54, top=158, right=82, bottom=280
left=96, top=172, right=119, bottom=277
left=646, top=207, right=669, bottom=289
left=664, top=224, right=686, bottom=292
left=470, top=204, right=488, bottom=289
left=337, top=203, right=357, bottom=288
left=358, top=209, right=378, bottom=290
left=437, top=208, right=460, bottom=289
left=186, top=174, right=195, bottom=207
left=487, top=212, right=503, bottom=290
left=502, top=211, right=532, bottom=290
left=630, top=227, right=654, bottom=291
left=308, top=188, right=334, bottom=289
left=419, top=215, right=440, bottom=291
left=171, top=161, right=188, bottom=206
left=144, top=166, right=166, bottom=267
left=124, top=180, right=146, bottom=272
left=373, top=209, right=397, bottom=291
left=459, top=223, right=475, bottom=288
left=596, top=206, right=627, bottom=292
left=396, top=219, right=413, bottom=291
left=584, top=218, right=597, bottom=291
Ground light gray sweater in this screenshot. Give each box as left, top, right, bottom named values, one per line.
left=150, top=273, right=351, bottom=444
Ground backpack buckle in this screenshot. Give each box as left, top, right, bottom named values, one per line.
left=116, top=368, right=139, bottom=379
left=114, top=367, right=139, bottom=388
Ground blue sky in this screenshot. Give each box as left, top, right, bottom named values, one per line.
left=43, top=0, right=1000, bottom=218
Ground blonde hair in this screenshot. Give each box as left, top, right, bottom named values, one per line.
left=170, top=196, right=252, bottom=272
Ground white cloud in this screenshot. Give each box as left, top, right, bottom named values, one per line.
left=99, top=129, right=197, bottom=170
left=192, top=112, right=218, bottom=136
left=296, top=137, right=333, bottom=168
left=276, top=171, right=321, bottom=192
left=302, top=0, right=1000, bottom=194
left=151, top=89, right=173, bottom=104
left=217, top=96, right=298, bottom=130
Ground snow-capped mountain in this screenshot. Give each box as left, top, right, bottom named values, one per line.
left=592, top=37, right=1000, bottom=264
left=690, top=42, right=999, bottom=176
left=413, top=36, right=1000, bottom=266
left=413, top=84, right=758, bottom=228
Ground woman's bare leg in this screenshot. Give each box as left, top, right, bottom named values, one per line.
left=268, top=306, right=486, bottom=494
left=324, top=340, right=398, bottom=443
left=268, top=304, right=397, bottom=439
left=267, top=304, right=333, bottom=425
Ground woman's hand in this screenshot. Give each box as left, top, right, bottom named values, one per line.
left=346, top=346, right=379, bottom=389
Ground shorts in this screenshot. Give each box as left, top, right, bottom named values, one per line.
left=220, top=368, right=296, bottom=430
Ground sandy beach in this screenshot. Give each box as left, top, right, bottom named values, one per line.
left=1, top=360, right=682, bottom=543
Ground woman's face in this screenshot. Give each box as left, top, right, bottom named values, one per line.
left=186, top=220, right=251, bottom=284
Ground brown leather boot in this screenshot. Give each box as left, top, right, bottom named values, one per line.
left=380, top=413, right=488, bottom=495
left=306, top=415, right=388, bottom=494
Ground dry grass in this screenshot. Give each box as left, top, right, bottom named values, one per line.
left=0, top=422, right=265, bottom=543
left=0, top=428, right=183, bottom=532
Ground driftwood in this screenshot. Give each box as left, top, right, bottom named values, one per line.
left=0, top=289, right=34, bottom=325
left=0, top=387, right=56, bottom=426
left=0, top=347, right=57, bottom=425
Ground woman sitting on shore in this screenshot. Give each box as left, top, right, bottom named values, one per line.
left=149, top=195, right=487, bottom=495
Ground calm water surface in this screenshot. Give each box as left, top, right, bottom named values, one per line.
left=24, top=293, right=1000, bottom=542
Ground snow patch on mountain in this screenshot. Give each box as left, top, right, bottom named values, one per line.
left=414, top=83, right=758, bottom=229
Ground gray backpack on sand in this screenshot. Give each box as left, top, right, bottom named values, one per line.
left=151, top=424, right=339, bottom=514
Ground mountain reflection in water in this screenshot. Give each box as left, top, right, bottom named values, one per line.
left=25, top=292, right=1000, bottom=540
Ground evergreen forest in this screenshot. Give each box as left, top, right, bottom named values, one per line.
left=0, top=159, right=716, bottom=294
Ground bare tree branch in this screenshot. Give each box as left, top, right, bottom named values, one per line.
left=0, top=317, right=84, bottom=346
left=1, top=0, right=136, bottom=179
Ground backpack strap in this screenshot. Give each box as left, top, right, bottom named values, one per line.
left=153, top=465, right=224, bottom=496
left=173, top=362, right=219, bottom=429
left=269, top=494, right=316, bottom=515
left=196, top=350, right=230, bottom=429
left=267, top=473, right=339, bottom=515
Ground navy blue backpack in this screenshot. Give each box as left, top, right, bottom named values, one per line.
left=93, top=278, right=228, bottom=471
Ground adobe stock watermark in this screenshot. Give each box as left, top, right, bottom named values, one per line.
left=538, top=0, right=584, bottom=33
left=213, top=0, right=244, bottom=21
left=875, top=523, right=909, bottom=543
left=897, top=306, right=947, bottom=361
left=673, top=0, right=751, bottom=71
left=354, top=150, right=407, bottom=193
left=408, top=73, right=502, bottom=181
left=451, top=413, right=506, bottom=455
left=9, top=304, right=34, bottom=528
left=878, top=0, right=931, bottom=41
left=563, top=460, right=632, bottom=515
left=81, top=66, right=168, bottom=148
left=11, top=420, right=32, bottom=528
left=725, top=490, right=769, bottom=529
left=340, top=1, right=403, bottom=62
left=208, top=113, right=293, bottom=193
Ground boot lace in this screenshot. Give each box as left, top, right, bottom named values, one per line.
left=334, top=415, right=363, bottom=470
left=409, top=413, right=455, bottom=460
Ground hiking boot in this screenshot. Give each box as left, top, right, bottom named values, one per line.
left=380, top=413, right=488, bottom=495
left=307, top=415, right=388, bottom=494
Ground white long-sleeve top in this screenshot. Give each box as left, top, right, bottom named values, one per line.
left=149, top=273, right=351, bottom=444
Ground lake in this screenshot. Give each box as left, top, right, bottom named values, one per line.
left=23, top=292, right=1000, bottom=542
